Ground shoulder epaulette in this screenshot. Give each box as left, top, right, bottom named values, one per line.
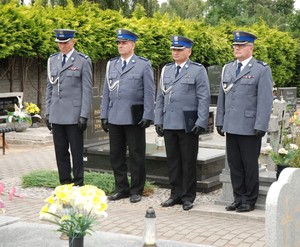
left=165, top=62, right=175, bottom=67
left=109, top=57, right=118, bottom=62
left=226, top=60, right=235, bottom=65
left=78, top=53, right=89, bottom=59
left=257, top=60, right=268, bottom=66
left=190, top=61, right=203, bottom=67
left=138, top=56, right=149, bottom=62
left=49, top=52, right=59, bottom=58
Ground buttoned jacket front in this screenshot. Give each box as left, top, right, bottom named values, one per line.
left=46, top=50, right=93, bottom=124
left=101, top=54, right=155, bottom=124
left=216, top=58, right=273, bottom=135
left=155, top=60, right=210, bottom=130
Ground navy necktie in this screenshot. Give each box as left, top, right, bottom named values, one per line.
left=236, top=62, right=242, bottom=76
left=175, top=65, right=181, bottom=78
left=122, top=60, right=127, bottom=71
left=62, top=54, right=67, bottom=67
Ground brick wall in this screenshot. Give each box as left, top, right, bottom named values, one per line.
left=0, top=58, right=107, bottom=118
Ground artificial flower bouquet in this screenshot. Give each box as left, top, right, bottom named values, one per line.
left=0, top=182, right=24, bottom=213
left=40, top=184, right=108, bottom=238
left=6, top=103, right=32, bottom=124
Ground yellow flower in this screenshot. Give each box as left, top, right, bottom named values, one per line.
left=40, top=183, right=108, bottom=238
left=24, top=102, right=40, bottom=114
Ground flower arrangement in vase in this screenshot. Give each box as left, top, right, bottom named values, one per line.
left=24, top=102, right=42, bottom=126
left=40, top=184, right=108, bottom=246
left=6, top=99, right=32, bottom=131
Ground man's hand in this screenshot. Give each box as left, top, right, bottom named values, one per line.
left=45, top=115, right=52, bottom=131
left=254, top=129, right=266, bottom=138
left=155, top=125, right=164, bottom=137
left=101, top=119, right=109, bottom=133
left=78, top=117, right=88, bottom=131
left=191, top=125, right=205, bottom=135
left=138, top=119, right=152, bottom=128
left=216, top=126, right=225, bottom=136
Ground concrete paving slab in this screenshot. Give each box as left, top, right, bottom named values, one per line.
left=0, top=221, right=214, bottom=247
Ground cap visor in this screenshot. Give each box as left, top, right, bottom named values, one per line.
left=232, top=41, right=249, bottom=45
left=55, top=38, right=71, bottom=43
left=116, top=38, right=132, bottom=42
left=170, top=45, right=186, bottom=50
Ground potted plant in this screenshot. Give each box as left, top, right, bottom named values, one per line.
left=40, top=184, right=108, bottom=247
left=265, top=142, right=298, bottom=179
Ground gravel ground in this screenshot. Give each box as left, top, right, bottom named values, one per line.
left=1, top=143, right=222, bottom=210
left=1, top=176, right=222, bottom=209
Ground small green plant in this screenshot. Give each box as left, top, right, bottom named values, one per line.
left=22, top=170, right=155, bottom=196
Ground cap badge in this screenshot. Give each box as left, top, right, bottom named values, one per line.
left=118, top=29, right=122, bottom=35
left=174, top=36, right=178, bottom=41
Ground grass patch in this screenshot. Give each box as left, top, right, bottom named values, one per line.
left=22, top=170, right=155, bottom=196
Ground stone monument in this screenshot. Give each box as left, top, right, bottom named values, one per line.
left=84, top=87, right=109, bottom=148
left=207, top=65, right=222, bottom=106
left=265, top=167, right=300, bottom=247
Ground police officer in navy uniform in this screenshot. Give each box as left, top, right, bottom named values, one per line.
left=45, top=29, right=93, bottom=186
left=101, top=29, right=155, bottom=203
left=155, top=36, right=210, bottom=211
left=216, top=31, right=273, bottom=212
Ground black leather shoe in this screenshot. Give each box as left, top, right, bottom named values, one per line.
left=108, top=192, right=130, bottom=201
left=236, top=203, right=255, bottom=213
left=161, top=198, right=182, bottom=207
left=225, top=201, right=241, bottom=211
left=130, top=194, right=141, bottom=203
left=182, top=201, right=193, bottom=211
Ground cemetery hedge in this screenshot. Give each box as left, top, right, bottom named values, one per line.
left=1, top=1, right=300, bottom=90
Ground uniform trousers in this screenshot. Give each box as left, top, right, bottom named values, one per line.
left=52, top=124, right=84, bottom=186
left=164, top=129, right=198, bottom=203
left=108, top=124, right=146, bottom=196
left=226, top=133, right=261, bottom=205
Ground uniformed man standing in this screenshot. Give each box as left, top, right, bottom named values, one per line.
left=45, top=29, right=93, bottom=187
left=101, top=29, right=155, bottom=203
left=155, top=35, right=210, bottom=211
left=216, top=31, right=273, bottom=212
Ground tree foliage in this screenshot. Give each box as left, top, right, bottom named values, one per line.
left=0, top=1, right=299, bottom=87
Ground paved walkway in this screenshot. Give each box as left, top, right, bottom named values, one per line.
left=0, top=127, right=266, bottom=247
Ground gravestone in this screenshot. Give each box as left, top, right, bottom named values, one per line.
left=207, top=65, right=222, bottom=105
left=265, top=168, right=300, bottom=247
left=260, top=99, right=290, bottom=171
left=0, top=92, right=23, bottom=124
left=84, top=87, right=108, bottom=147
left=276, top=87, right=297, bottom=114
